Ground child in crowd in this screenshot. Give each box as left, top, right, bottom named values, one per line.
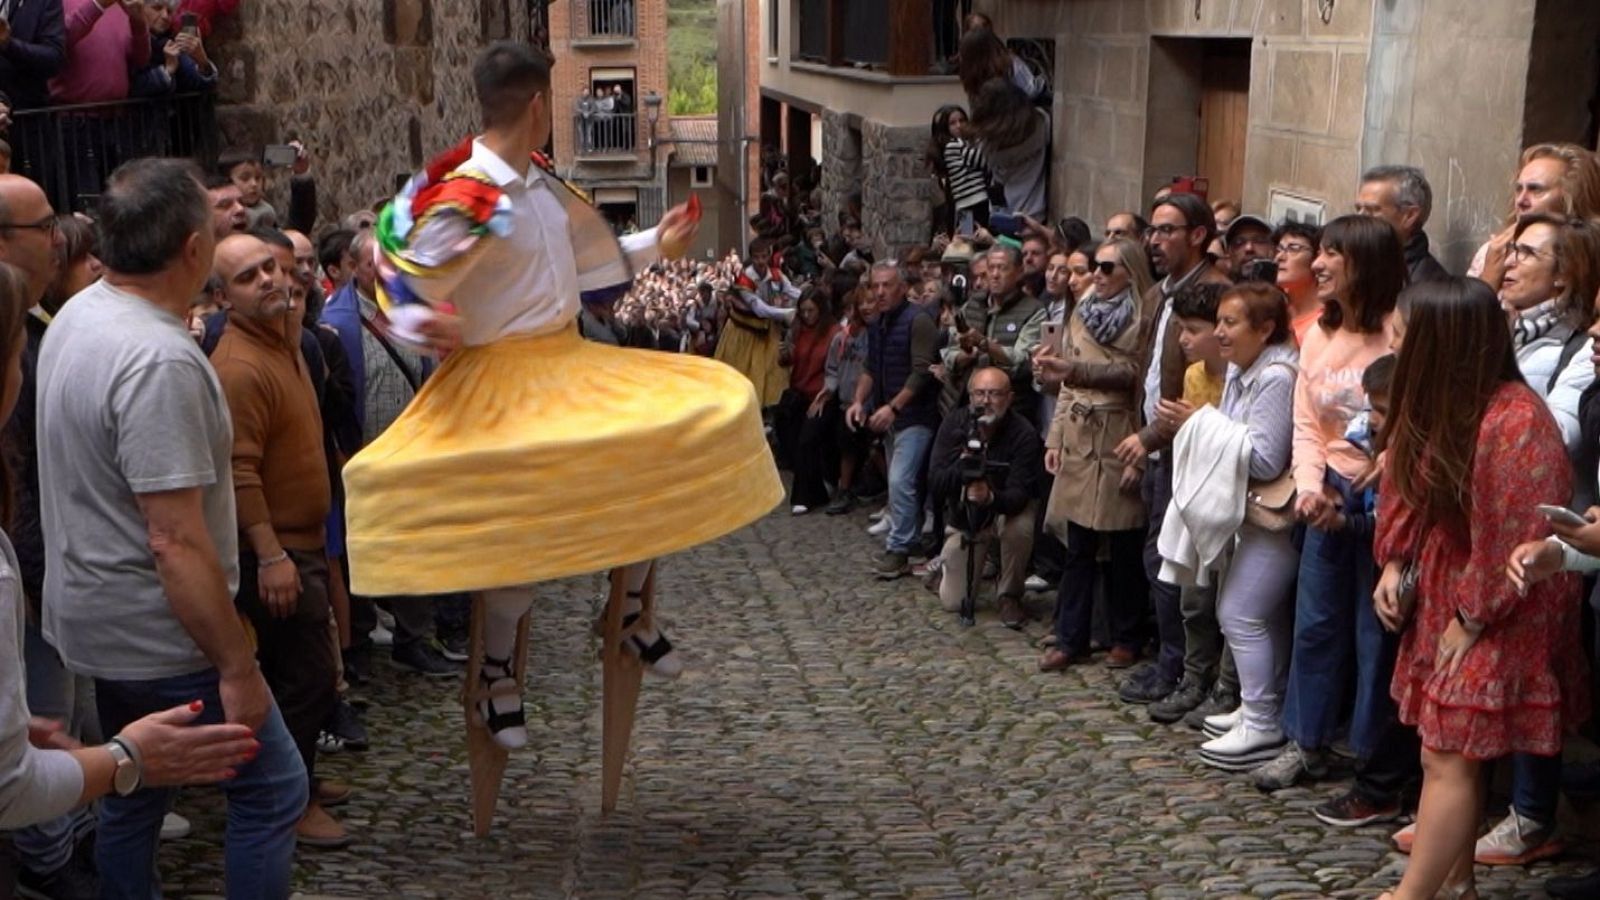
left=1335, top=354, right=1395, bottom=538
left=1172, top=282, right=1230, bottom=413
left=221, top=151, right=278, bottom=229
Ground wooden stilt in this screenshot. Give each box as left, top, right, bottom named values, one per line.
left=600, top=563, right=652, bottom=814
left=462, top=593, right=531, bottom=837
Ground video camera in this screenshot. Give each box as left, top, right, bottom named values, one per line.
left=953, top=405, right=1011, bottom=627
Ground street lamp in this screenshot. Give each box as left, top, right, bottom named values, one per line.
left=642, top=90, right=664, bottom=225
left=643, top=90, right=663, bottom=167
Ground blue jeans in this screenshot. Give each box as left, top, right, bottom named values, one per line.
left=1281, top=470, right=1395, bottom=756
left=885, top=425, right=933, bottom=555
left=94, top=668, right=306, bottom=900
left=1142, top=457, right=1184, bottom=682
left=1512, top=752, right=1562, bottom=823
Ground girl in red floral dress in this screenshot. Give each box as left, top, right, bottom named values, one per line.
left=1374, top=277, right=1589, bottom=900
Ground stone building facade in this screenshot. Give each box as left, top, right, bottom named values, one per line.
left=761, top=0, right=1600, bottom=271
left=209, top=0, right=544, bottom=227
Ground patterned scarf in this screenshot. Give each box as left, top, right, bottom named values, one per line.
left=1076, top=288, right=1136, bottom=346
left=1511, top=298, right=1563, bottom=350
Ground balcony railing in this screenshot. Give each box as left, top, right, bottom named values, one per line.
left=573, top=0, right=635, bottom=41
left=9, top=93, right=218, bottom=214
left=574, top=110, right=638, bottom=157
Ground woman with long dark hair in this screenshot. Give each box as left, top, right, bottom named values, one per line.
left=927, top=105, right=992, bottom=235
left=1254, top=215, right=1409, bottom=800
left=1375, top=277, right=1587, bottom=900
left=786, top=288, right=841, bottom=514
left=968, top=77, right=1049, bottom=220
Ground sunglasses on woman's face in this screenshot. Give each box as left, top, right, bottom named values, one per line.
left=1094, top=260, right=1121, bottom=275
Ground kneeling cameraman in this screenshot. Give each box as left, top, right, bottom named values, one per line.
left=930, top=367, right=1045, bottom=627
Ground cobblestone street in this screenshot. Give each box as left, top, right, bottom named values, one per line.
left=160, top=508, right=1595, bottom=898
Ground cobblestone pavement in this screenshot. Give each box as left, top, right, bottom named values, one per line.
left=159, top=508, right=1596, bottom=898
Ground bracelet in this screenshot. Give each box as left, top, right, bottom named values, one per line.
left=256, top=551, right=290, bottom=569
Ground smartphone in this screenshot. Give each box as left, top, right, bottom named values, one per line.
left=181, top=12, right=199, bottom=35
left=1041, top=320, right=1063, bottom=349
left=1537, top=504, right=1590, bottom=528
left=990, top=211, right=1020, bottom=237
left=953, top=311, right=971, bottom=334
left=263, top=143, right=298, bottom=169
left=686, top=193, right=702, bottom=223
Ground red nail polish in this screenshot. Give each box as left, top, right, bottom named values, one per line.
left=224, top=769, right=237, bottom=778
left=190, top=700, right=203, bottom=712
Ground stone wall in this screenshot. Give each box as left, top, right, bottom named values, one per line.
left=818, top=109, right=861, bottom=235
left=990, top=0, right=1600, bottom=273
left=860, top=120, right=935, bottom=255
left=211, top=0, right=533, bottom=230
left=991, top=0, right=1372, bottom=233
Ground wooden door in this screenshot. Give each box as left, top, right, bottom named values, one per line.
left=1196, top=46, right=1251, bottom=206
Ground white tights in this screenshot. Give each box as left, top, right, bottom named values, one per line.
left=479, top=560, right=656, bottom=665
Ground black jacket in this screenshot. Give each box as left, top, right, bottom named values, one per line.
left=1405, top=231, right=1449, bottom=285
left=0, top=0, right=64, bottom=110
left=929, top=405, right=1044, bottom=530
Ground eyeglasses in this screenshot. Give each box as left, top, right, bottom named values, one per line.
left=1147, top=223, right=1188, bottom=238
left=1228, top=235, right=1274, bottom=250
left=970, top=388, right=1010, bottom=399
left=1094, top=260, right=1121, bottom=275
left=0, top=214, right=58, bottom=236
left=1275, top=242, right=1314, bottom=256
left=1507, top=242, right=1550, bottom=264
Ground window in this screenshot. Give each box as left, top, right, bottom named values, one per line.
left=578, top=68, right=638, bottom=155
left=767, top=0, right=779, bottom=57
left=578, top=0, right=635, bottom=39
left=692, top=166, right=714, bottom=188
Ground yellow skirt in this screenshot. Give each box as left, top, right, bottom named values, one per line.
left=712, top=319, right=786, bottom=407
left=342, top=325, right=783, bottom=595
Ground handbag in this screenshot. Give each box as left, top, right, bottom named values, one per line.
left=1241, top=360, right=1299, bottom=533
left=1244, top=471, right=1296, bottom=533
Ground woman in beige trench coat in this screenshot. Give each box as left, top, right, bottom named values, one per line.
left=1036, top=239, right=1155, bottom=670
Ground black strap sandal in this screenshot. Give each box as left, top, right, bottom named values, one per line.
left=478, top=654, right=525, bottom=733
left=621, top=611, right=674, bottom=665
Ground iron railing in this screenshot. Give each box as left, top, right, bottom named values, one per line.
left=573, top=110, right=638, bottom=156
left=9, top=93, right=218, bottom=214
left=573, top=0, right=635, bottom=39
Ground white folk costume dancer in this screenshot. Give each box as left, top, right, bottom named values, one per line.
left=342, top=43, right=782, bottom=831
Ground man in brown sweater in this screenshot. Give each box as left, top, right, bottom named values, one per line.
left=208, top=233, right=347, bottom=848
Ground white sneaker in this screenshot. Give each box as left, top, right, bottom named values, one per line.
left=1202, top=707, right=1242, bottom=738
left=1198, top=721, right=1286, bottom=771
left=791, top=504, right=809, bottom=516
left=1024, top=574, right=1051, bottom=592
left=868, top=506, right=889, bottom=522
left=161, top=812, right=191, bottom=840
left=1474, top=809, right=1562, bottom=865
left=867, top=518, right=890, bottom=536
left=369, top=622, right=394, bottom=647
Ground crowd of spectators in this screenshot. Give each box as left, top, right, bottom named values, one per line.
left=715, top=126, right=1600, bottom=900
left=0, top=9, right=1598, bottom=900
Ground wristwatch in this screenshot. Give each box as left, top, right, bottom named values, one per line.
left=107, top=736, right=144, bottom=796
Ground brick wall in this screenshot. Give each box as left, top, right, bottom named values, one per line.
left=547, top=0, right=670, bottom=169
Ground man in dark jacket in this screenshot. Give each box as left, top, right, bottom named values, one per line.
left=848, top=260, right=940, bottom=579
left=929, top=366, right=1043, bottom=628
left=0, top=0, right=65, bottom=109
left=1356, top=164, right=1450, bottom=284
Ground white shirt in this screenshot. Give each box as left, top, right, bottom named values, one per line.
left=406, top=139, right=659, bottom=346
